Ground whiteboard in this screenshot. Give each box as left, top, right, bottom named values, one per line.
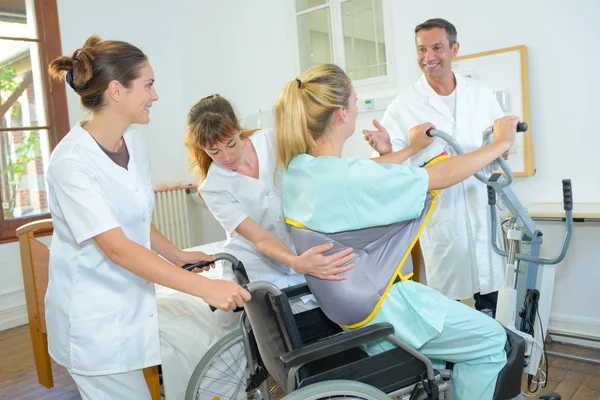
left=452, top=46, right=534, bottom=176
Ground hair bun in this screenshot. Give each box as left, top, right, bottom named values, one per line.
left=68, top=34, right=102, bottom=90
left=70, top=49, right=95, bottom=90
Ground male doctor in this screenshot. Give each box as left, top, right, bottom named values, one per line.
left=364, top=18, right=506, bottom=315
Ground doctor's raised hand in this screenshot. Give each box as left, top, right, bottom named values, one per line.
left=362, top=119, right=392, bottom=155
left=44, top=35, right=250, bottom=399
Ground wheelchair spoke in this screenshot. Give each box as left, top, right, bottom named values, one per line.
left=187, top=329, right=287, bottom=400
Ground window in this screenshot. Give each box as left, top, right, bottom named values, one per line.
left=0, top=0, right=69, bottom=242
left=294, top=0, right=394, bottom=90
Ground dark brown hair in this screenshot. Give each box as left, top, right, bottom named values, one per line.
left=415, top=18, right=458, bottom=47
left=185, top=94, right=258, bottom=184
left=48, top=34, right=148, bottom=112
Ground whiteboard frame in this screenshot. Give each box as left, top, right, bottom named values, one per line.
left=454, top=45, right=534, bottom=176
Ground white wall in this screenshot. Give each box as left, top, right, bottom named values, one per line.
left=1, top=0, right=598, bottom=337
left=175, top=1, right=298, bottom=126
left=56, top=0, right=190, bottom=185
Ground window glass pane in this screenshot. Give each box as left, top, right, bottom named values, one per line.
left=342, top=0, right=387, bottom=80
left=297, top=8, right=332, bottom=72
left=0, top=0, right=37, bottom=39
left=0, top=39, right=47, bottom=128
left=295, top=0, right=328, bottom=13
left=1, top=128, right=50, bottom=220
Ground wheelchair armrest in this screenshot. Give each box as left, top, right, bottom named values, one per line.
left=281, top=283, right=312, bottom=299
left=280, top=322, right=394, bottom=370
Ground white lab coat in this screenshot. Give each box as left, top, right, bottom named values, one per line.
left=382, top=73, right=505, bottom=299
left=45, top=123, right=160, bottom=376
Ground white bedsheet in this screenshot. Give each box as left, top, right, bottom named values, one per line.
left=156, top=240, right=228, bottom=400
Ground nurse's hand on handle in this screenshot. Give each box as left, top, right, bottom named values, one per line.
left=95, top=227, right=251, bottom=312
left=200, top=279, right=252, bottom=312
left=362, top=119, right=392, bottom=156
left=174, top=250, right=216, bottom=272
left=292, top=243, right=355, bottom=281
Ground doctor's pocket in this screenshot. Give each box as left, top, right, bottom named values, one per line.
left=426, top=220, right=455, bottom=245
left=69, top=311, right=123, bottom=373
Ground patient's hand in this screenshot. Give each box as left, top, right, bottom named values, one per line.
left=408, top=122, right=436, bottom=153
left=292, top=244, right=355, bottom=280
left=363, top=119, right=392, bottom=155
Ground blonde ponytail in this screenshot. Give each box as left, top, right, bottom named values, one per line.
left=274, top=80, right=316, bottom=169
left=274, top=64, right=352, bottom=170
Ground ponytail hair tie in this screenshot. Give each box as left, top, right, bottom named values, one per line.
left=66, top=70, right=88, bottom=91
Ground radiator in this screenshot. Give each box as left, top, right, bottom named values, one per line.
left=152, top=185, right=194, bottom=249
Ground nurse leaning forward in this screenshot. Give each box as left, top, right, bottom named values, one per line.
left=44, top=35, right=250, bottom=400
left=184, top=94, right=356, bottom=333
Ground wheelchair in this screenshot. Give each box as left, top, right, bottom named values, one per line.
left=184, top=253, right=529, bottom=400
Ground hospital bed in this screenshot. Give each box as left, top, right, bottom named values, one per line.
left=156, top=240, right=228, bottom=400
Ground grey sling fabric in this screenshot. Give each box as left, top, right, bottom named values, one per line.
left=290, top=194, right=435, bottom=328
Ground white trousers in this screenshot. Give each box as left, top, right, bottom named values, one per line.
left=70, top=369, right=150, bottom=400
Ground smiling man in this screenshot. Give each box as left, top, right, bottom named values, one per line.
left=362, top=18, right=507, bottom=316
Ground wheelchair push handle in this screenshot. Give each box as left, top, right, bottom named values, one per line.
left=181, top=260, right=212, bottom=271
left=192, top=252, right=249, bottom=312
left=181, top=252, right=243, bottom=272
left=208, top=282, right=249, bottom=312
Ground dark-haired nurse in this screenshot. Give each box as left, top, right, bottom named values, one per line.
left=44, top=35, right=250, bottom=399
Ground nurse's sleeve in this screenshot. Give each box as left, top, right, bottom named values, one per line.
left=381, top=102, right=410, bottom=154
left=47, top=160, right=120, bottom=245
left=341, top=159, right=430, bottom=226
left=200, top=189, right=249, bottom=237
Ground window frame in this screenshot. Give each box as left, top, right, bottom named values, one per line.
left=0, top=0, right=69, bottom=243
left=292, top=0, right=396, bottom=94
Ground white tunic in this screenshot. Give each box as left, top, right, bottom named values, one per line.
left=45, top=123, right=160, bottom=376
left=200, top=129, right=308, bottom=290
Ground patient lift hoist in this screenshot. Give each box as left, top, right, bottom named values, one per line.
left=427, top=123, right=573, bottom=393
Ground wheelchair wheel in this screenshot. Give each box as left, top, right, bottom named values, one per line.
left=281, top=380, right=391, bottom=400
left=185, top=328, right=285, bottom=400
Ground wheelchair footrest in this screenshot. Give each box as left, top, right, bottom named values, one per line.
left=299, top=346, right=430, bottom=393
